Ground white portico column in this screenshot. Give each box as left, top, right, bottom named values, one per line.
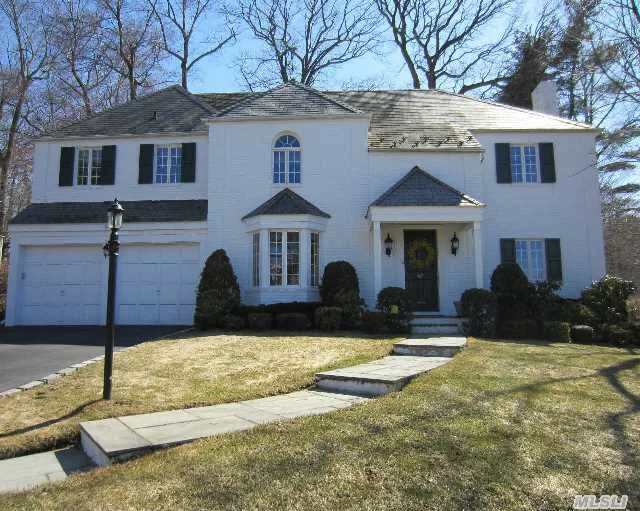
left=373, top=221, right=382, bottom=300
left=473, top=221, right=483, bottom=288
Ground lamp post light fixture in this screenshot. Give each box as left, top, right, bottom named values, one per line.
left=102, top=199, right=124, bottom=400
left=384, top=233, right=394, bottom=257
left=450, top=232, right=460, bottom=256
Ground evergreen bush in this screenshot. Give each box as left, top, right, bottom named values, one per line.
left=194, top=249, right=241, bottom=329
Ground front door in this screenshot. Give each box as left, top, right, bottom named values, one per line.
left=404, top=230, right=439, bottom=311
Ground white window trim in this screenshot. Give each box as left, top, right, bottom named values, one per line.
left=153, top=144, right=183, bottom=185
left=509, top=143, right=540, bottom=185
left=310, top=231, right=320, bottom=287
left=252, top=232, right=260, bottom=287
left=75, top=146, right=103, bottom=187
left=272, top=134, right=302, bottom=185
left=515, top=238, right=546, bottom=282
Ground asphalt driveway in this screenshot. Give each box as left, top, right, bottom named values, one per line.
left=0, top=326, right=187, bottom=392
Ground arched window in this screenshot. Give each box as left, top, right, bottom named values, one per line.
left=273, top=134, right=301, bottom=184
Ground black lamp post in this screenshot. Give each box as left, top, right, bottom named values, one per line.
left=102, top=199, right=124, bottom=400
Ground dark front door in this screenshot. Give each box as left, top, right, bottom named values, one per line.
left=404, top=230, right=439, bottom=311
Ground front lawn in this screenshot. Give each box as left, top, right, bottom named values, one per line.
left=0, top=331, right=396, bottom=459
left=2, top=338, right=638, bottom=510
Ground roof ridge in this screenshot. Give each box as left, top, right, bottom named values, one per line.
left=287, top=81, right=363, bottom=114
left=171, top=85, right=217, bottom=114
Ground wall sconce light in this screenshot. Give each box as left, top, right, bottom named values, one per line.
left=450, top=232, right=459, bottom=255
left=384, top=233, right=393, bottom=256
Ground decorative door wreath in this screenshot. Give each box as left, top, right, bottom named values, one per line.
left=407, top=239, right=436, bottom=271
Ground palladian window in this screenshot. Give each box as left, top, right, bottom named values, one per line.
left=273, top=134, right=301, bottom=184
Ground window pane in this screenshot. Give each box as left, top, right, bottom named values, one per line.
left=270, top=232, right=282, bottom=286
left=273, top=150, right=285, bottom=183
left=77, top=149, right=89, bottom=185
left=90, top=148, right=102, bottom=185
left=524, top=145, right=538, bottom=183
left=288, top=150, right=301, bottom=183
left=156, top=147, right=168, bottom=184
left=515, top=240, right=528, bottom=276
left=310, top=232, right=319, bottom=287
left=275, top=135, right=300, bottom=148
left=530, top=240, right=545, bottom=281
left=511, top=146, right=523, bottom=183
left=169, top=146, right=182, bottom=183
left=252, top=232, right=260, bottom=287
left=286, top=232, right=299, bottom=285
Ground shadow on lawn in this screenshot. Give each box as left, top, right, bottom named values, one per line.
left=0, top=399, right=101, bottom=439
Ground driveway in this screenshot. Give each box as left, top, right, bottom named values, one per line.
left=0, top=326, right=187, bottom=392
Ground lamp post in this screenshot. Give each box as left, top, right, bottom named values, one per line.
left=102, top=199, right=124, bottom=400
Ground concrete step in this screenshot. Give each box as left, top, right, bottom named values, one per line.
left=410, top=315, right=462, bottom=326
left=411, top=324, right=461, bottom=335
left=393, top=337, right=467, bottom=357
left=314, top=355, right=451, bottom=396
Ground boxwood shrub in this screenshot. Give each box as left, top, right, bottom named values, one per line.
left=314, top=306, right=342, bottom=331
left=218, top=314, right=246, bottom=331
left=361, top=311, right=386, bottom=334
left=275, top=312, right=311, bottom=331
left=498, top=319, right=539, bottom=339
left=247, top=313, right=273, bottom=330
left=460, top=288, right=497, bottom=337
left=542, top=321, right=571, bottom=342
left=570, top=325, right=594, bottom=343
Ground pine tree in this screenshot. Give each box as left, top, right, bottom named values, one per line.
left=194, top=249, right=241, bottom=329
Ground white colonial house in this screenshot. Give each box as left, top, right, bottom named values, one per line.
left=5, top=81, right=605, bottom=326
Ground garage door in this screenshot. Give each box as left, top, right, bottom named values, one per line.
left=20, top=246, right=104, bottom=325
left=116, top=243, right=200, bottom=325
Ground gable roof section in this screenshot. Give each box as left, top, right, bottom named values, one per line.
left=370, top=166, right=483, bottom=208
left=212, top=82, right=362, bottom=119
left=41, top=86, right=215, bottom=139
left=242, top=188, right=330, bottom=220
left=10, top=200, right=208, bottom=224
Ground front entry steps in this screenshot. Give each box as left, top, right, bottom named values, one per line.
left=410, top=314, right=463, bottom=335
left=315, top=336, right=467, bottom=396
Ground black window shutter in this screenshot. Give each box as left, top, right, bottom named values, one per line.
left=58, top=147, right=75, bottom=186
left=495, top=143, right=511, bottom=183
left=181, top=142, right=196, bottom=183
left=539, top=143, right=556, bottom=183
left=138, top=144, right=154, bottom=184
left=500, top=238, right=516, bottom=264
left=100, top=145, right=116, bottom=185
left=545, top=238, right=563, bottom=282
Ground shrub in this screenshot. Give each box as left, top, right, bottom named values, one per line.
left=491, top=263, right=532, bottom=321
left=361, top=311, right=386, bottom=334
left=376, top=287, right=412, bottom=316
left=498, top=319, right=539, bottom=339
left=385, top=315, right=411, bottom=334
left=320, top=261, right=362, bottom=328
left=460, top=288, right=497, bottom=337
left=602, top=324, right=635, bottom=345
left=571, top=303, right=599, bottom=328
left=543, top=321, right=571, bottom=342
left=314, top=306, right=342, bottom=331
left=275, top=312, right=311, bottom=331
left=627, top=296, right=640, bottom=324
left=218, top=314, right=246, bottom=330
left=247, top=313, right=273, bottom=330
left=570, top=325, right=594, bottom=343
left=340, top=302, right=362, bottom=329
left=235, top=302, right=320, bottom=320
left=194, top=249, right=240, bottom=329
left=581, top=275, right=636, bottom=325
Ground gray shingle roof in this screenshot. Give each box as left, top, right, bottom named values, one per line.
left=42, top=86, right=214, bottom=139
left=212, top=82, right=362, bottom=119
left=242, top=188, right=330, bottom=220
left=370, top=166, right=483, bottom=208
left=10, top=200, right=208, bottom=224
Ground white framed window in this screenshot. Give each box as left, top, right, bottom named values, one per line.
left=310, top=232, right=320, bottom=287
left=510, top=144, right=538, bottom=183
left=268, top=230, right=301, bottom=287
left=516, top=239, right=545, bottom=282
left=76, top=147, right=102, bottom=185
left=273, top=134, right=301, bottom=184
left=155, top=144, right=182, bottom=184
left=252, top=232, right=260, bottom=287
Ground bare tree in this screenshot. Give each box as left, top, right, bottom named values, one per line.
left=100, top=0, right=164, bottom=100
left=230, top=0, right=379, bottom=89
left=0, top=0, right=52, bottom=234
left=375, top=0, right=514, bottom=93
left=150, top=0, right=235, bottom=90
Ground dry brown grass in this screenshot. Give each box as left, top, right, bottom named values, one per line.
left=0, top=330, right=396, bottom=459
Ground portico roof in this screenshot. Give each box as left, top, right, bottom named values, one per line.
left=242, top=188, right=330, bottom=220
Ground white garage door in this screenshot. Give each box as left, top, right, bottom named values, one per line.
left=20, top=246, right=104, bottom=325
left=116, top=243, right=200, bottom=325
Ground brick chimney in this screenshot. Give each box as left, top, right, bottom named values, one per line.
left=531, top=80, right=559, bottom=116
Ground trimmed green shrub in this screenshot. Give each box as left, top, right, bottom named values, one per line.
left=499, top=319, right=539, bottom=339
left=194, top=249, right=240, bottom=329
left=247, top=313, right=273, bottom=330
left=235, top=302, right=320, bottom=320
left=570, top=325, right=594, bottom=343
left=320, top=261, right=359, bottom=305
left=385, top=315, right=411, bottom=334
left=460, top=288, right=497, bottom=337
left=627, top=296, right=640, bottom=324
left=571, top=303, right=599, bottom=328
left=314, top=306, right=342, bottom=331
left=218, top=314, right=246, bottom=330
left=376, top=287, right=412, bottom=316
left=602, top=323, right=635, bottom=345
left=543, top=321, right=571, bottom=342
left=582, top=275, right=636, bottom=325
left=275, top=312, right=311, bottom=331
left=340, top=302, right=363, bottom=329
left=361, top=311, right=386, bottom=334
left=491, top=263, right=532, bottom=321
